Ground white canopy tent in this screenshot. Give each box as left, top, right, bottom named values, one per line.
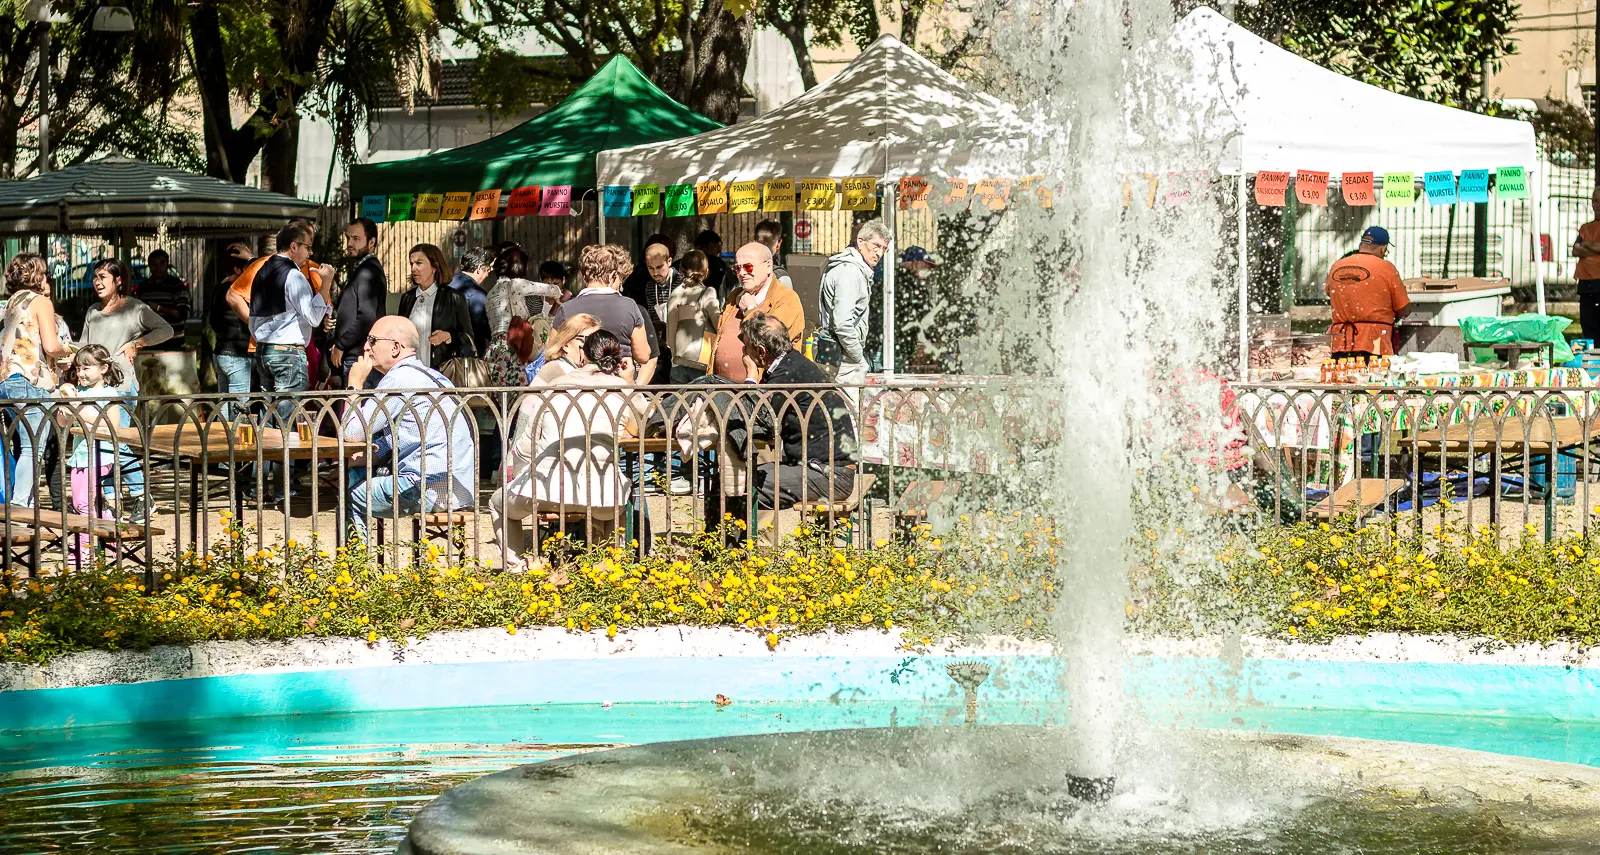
left=597, top=34, right=1031, bottom=373
left=1173, top=8, right=1541, bottom=374
left=600, top=13, right=1541, bottom=378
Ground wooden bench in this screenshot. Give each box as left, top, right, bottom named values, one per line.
left=891, top=479, right=960, bottom=542
left=1305, top=479, right=1401, bottom=521
left=0, top=505, right=163, bottom=567
left=0, top=526, right=60, bottom=568
left=374, top=510, right=477, bottom=549
left=796, top=472, right=875, bottom=545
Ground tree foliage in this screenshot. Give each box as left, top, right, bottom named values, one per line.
left=1199, top=0, right=1520, bottom=112
left=0, top=1, right=200, bottom=180
left=459, top=0, right=754, bottom=125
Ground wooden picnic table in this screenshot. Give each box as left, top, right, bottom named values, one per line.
left=78, top=423, right=368, bottom=464
left=1406, top=417, right=1600, bottom=454
left=74, top=423, right=369, bottom=546
left=1404, top=416, right=1600, bottom=531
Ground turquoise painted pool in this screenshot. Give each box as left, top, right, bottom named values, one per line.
left=7, top=699, right=1600, bottom=853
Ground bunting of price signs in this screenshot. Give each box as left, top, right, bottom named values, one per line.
left=975, top=178, right=1010, bottom=211
left=1342, top=173, right=1376, bottom=206
left=386, top=194, right=414, bottom=222
left=505, top=186, right=542, bottom=217
left=1254, top=171, right=1289, bottom=207
left=1495, top=166, right=1528, bottom=199
left=632, top=185, right=661, bottom=216
left=1423, top=171, right=1457, bottom=206
left=1295, top=170, right=1328, bottom=206
left=945, top=179, right=970, bottom=206
left=539, top=185, right=572, bottom=216
left=602, top=186, right=631, bottom=217
left=441, top=192, right=472, bottom=220
left=800, top=178, right=838, bottom=211
left=841, top=177, right=877, bottom=211
left=728, top=181, right=760, bottom=214
left=1381, top=173, right=1415, bottom=208
left=899, top=176, right=931, bottom=210
left=386, top=163, right=1533, bottom=228
left=664, top=184, right=696, bottom=217
left=1459, top=170, right=1490, bottom=204
left=468, top=190, right=501, bottom=220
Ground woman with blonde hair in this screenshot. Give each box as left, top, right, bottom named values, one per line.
left=549, top=244, right=656, bottom=384
left=492, top=330, right=644, bottom=568
left=0, top=253, right=70, bottom=507
left=397, top=243, right=476, bottom=370
left=532, top=312, right=601, bottom=385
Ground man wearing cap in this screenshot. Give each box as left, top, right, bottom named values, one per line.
left=1325, top=226, right=1410, bottom=360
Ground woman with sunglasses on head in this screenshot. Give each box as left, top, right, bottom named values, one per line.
left=0, top=253, right=72, bottom=508
left=548, top=245, right=657, bottom=385
left=397, top=243, right=476, bottom=371
left=493, top=330, right=645, bottom=567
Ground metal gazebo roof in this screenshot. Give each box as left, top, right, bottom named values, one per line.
left=0, top=156, right=320, bottom=235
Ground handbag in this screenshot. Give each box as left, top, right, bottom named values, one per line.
left=441, top=356, right=493, bottom=388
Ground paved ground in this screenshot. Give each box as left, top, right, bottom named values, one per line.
left=4, top=464, right=907, bottom=576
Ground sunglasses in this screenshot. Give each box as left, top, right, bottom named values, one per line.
left=736, top=261, right=767, bottom=275
left=366, top=335, right=399, bottom=347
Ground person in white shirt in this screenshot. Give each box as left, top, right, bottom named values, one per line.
left=249, top=221, right=331, bottom=430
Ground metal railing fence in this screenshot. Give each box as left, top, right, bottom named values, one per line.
left=0, top=378, right=1044, bottom=586
left=1235, top=384, right=1600, bottom=542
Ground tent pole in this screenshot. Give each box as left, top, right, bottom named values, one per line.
left=882, top=182, right=897, bottom=376
left=1237, top=172, right=1249, bottom=381
left=1533, top=164, right=1546, bottom=315
left=598, top=191, right=607, bottom=244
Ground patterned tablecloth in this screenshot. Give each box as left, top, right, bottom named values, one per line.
left=856, top=375, right=1042, bottom=474
left=1239, top=368, right=1596, bottom=487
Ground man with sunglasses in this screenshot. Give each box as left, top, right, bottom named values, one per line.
left=248, top=222, right=332, bottom=423
left=817, top=218, right=890, bottom=398
left=341, top=316, right=476, bottom=541
left=710, top=242, right=804, bottom=382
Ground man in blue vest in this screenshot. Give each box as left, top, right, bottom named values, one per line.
left=250, top=222, right=332, bottom=425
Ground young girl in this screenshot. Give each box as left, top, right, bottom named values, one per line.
left=56, top=346, right=130, bottom=566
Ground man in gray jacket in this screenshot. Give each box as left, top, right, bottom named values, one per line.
left=817, top=218, right=890, bottom=396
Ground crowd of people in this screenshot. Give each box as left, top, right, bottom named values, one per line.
left=0, top=214, right=897, bottom=567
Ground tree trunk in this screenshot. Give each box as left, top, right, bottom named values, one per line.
left=680, top=7, right=754, bottom=125
left=191, top=5, right=258, bottom=182
left=263, top=111, right=300, bottom=196
left=770, top=0, right=818, bottom=90
left=900, top=0, right=921, bottom=45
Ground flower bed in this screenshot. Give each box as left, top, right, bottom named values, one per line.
left=5, top=509, right=1600, bottom=665
left=0, top=512, right=1059, bottom=664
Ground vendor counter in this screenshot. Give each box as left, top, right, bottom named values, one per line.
left=1398, top=277, right=1511, bottom=355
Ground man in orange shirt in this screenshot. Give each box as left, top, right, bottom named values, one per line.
left=710, top=242, right=804, bottom=382
left=1325, top=226, right=1411, bottom=360
left=1571, top=189, right=1600, bottom=337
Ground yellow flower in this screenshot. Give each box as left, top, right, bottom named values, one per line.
left=367, top=631, right=378, bottom=643
left=766, top=633, right=779, bottom=649
left=606, top=624, right=618, bottom=639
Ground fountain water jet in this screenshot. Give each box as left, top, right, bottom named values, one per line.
left=398, top=1, right=1600, bottom=851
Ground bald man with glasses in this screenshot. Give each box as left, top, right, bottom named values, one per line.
left=709, top=242, right=804, bottom=382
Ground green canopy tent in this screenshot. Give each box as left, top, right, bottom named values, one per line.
left=348, top=56, right=720, bottom=200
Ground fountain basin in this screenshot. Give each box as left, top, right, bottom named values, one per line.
left=401, top=726, right=1600, bottom=855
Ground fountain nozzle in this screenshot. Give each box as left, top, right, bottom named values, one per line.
left=945, top=661, right=991, bottom=725
left=1067, top=774, right=1115, bottom=804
